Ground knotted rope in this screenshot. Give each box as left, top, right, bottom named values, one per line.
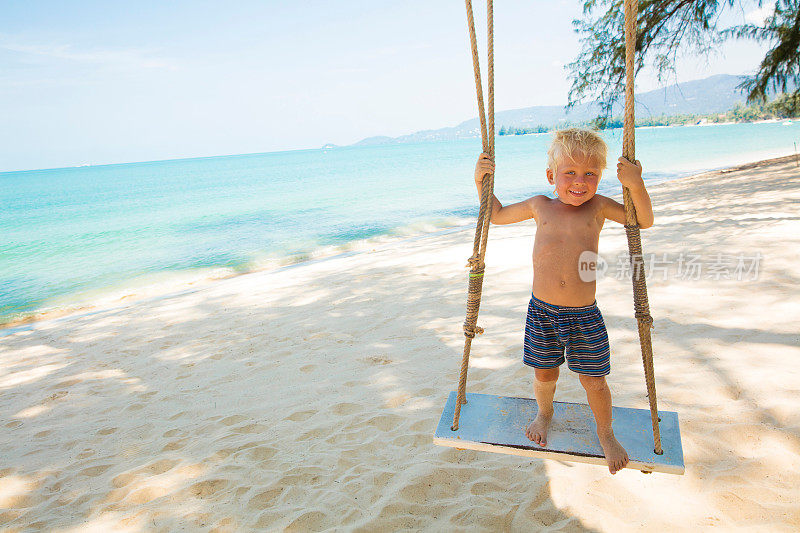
left=452, top=0, right=663, bottom=456
left=622, top=0, right=663, bottom=455
left=452, top=0, right=494, bottom=431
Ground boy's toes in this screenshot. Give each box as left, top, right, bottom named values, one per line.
left=525, top=424, right=540, bottom=445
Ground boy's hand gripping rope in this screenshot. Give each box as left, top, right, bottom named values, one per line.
left=452, top=0, right=494, bottom=431
left=621, top=0, right=662, bottom=455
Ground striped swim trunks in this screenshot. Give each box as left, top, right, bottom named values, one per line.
left=523, top=294, right=611, bottom=376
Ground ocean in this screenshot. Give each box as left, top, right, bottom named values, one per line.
left=1, top=120, right=798, bottom=325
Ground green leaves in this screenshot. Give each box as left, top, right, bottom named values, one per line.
left=568, top=0, right=799, bottom=118
left=731, top=0, right=800, bottom=101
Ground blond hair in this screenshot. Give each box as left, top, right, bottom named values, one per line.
left=547, top=128, right=608, bottom=173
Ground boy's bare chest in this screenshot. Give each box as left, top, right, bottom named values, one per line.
left=534, top=209, right=602, bottom=253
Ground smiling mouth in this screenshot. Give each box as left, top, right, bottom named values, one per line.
left=569, top=189, right=587, bottom=196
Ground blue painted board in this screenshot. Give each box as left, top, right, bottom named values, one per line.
left=434, top=391, right=684, bottom=474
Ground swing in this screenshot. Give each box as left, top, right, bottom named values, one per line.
left=433, top=0, right=684, bottom=475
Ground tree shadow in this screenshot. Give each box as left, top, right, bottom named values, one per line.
left=3, top=158, right=798, bottom=531
left=0, top=238, right=600, bottom=531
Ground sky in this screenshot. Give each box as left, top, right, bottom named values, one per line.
left=0, top=0, right=772, bottom=172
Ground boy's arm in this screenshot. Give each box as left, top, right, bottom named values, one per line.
left=474, top=153, right=537, bottom=225
left=602, top=157, right=654, bottom=229
left=488, top=196, right=538, bottom=225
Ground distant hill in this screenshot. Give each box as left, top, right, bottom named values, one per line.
left=351, top=74, right=760, bottom=146
left=351, top=136, right=395, bottom=147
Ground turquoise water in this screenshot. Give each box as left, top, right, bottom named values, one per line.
left=1, top=121, right=799, bottom=324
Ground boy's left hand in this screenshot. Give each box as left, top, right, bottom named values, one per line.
left=616, top=157, right=644, bottom=190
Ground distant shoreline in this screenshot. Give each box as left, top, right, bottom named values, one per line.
left=349, top=116, right=799, bottom=148
left=3, top=118, right=796, bottom=175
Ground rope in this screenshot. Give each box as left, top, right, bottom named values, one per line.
left=622, top=0, right=663, bottom=455
left=453, top=0, right=494, bottom=431
left=452, top=0, right=664, bottom=458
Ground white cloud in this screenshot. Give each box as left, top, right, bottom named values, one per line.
left=1, top=41, right=174, bottom=70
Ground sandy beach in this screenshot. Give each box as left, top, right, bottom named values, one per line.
left=2, top=155, right=799, bottom=531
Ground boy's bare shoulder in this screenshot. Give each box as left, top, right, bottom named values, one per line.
left=590, top=194, right=621, bottom=211
left=528, top=194, right=550, bottom=219
left=592, top=194, right=626, bottom=224
left=592, top=193, right=614, bottom=203
left=528, top=194, right=551, bottom=207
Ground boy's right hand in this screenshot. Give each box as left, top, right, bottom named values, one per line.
left=474, top=153, right=494, bottom=185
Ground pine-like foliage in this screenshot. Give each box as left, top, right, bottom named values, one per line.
left=726, top=0, right=800, bottom=101
left=568, top=0, right=800, bottom=116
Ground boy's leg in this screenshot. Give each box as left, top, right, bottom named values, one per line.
left=526, top=367, right=559, bottom=446
left=523, top=295, right=564, bottom=446
left=578, top=374, right=629, bottom=474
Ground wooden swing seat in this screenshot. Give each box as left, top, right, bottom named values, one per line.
left=434, top=391, right=684, bottom=475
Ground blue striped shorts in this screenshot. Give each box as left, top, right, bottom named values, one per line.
left=523, top=294, right=611, bottom=376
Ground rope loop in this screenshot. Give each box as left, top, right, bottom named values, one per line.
left=466, top=255, right=484, bottom=270
left=463, top=323, right=485, bottom=338
left=453, top=0, right=495, bottom=431
left=634, top=311, right=654, bottom=328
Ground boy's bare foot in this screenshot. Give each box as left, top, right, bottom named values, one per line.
left=525, top=411, right=553, bottom=447
left=598, top=430, right=629, bottom=474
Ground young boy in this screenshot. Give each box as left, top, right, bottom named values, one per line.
left=474, top=128, right=653, bottom=474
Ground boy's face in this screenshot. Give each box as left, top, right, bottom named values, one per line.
left=546, top=152, right=602, bottom=206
